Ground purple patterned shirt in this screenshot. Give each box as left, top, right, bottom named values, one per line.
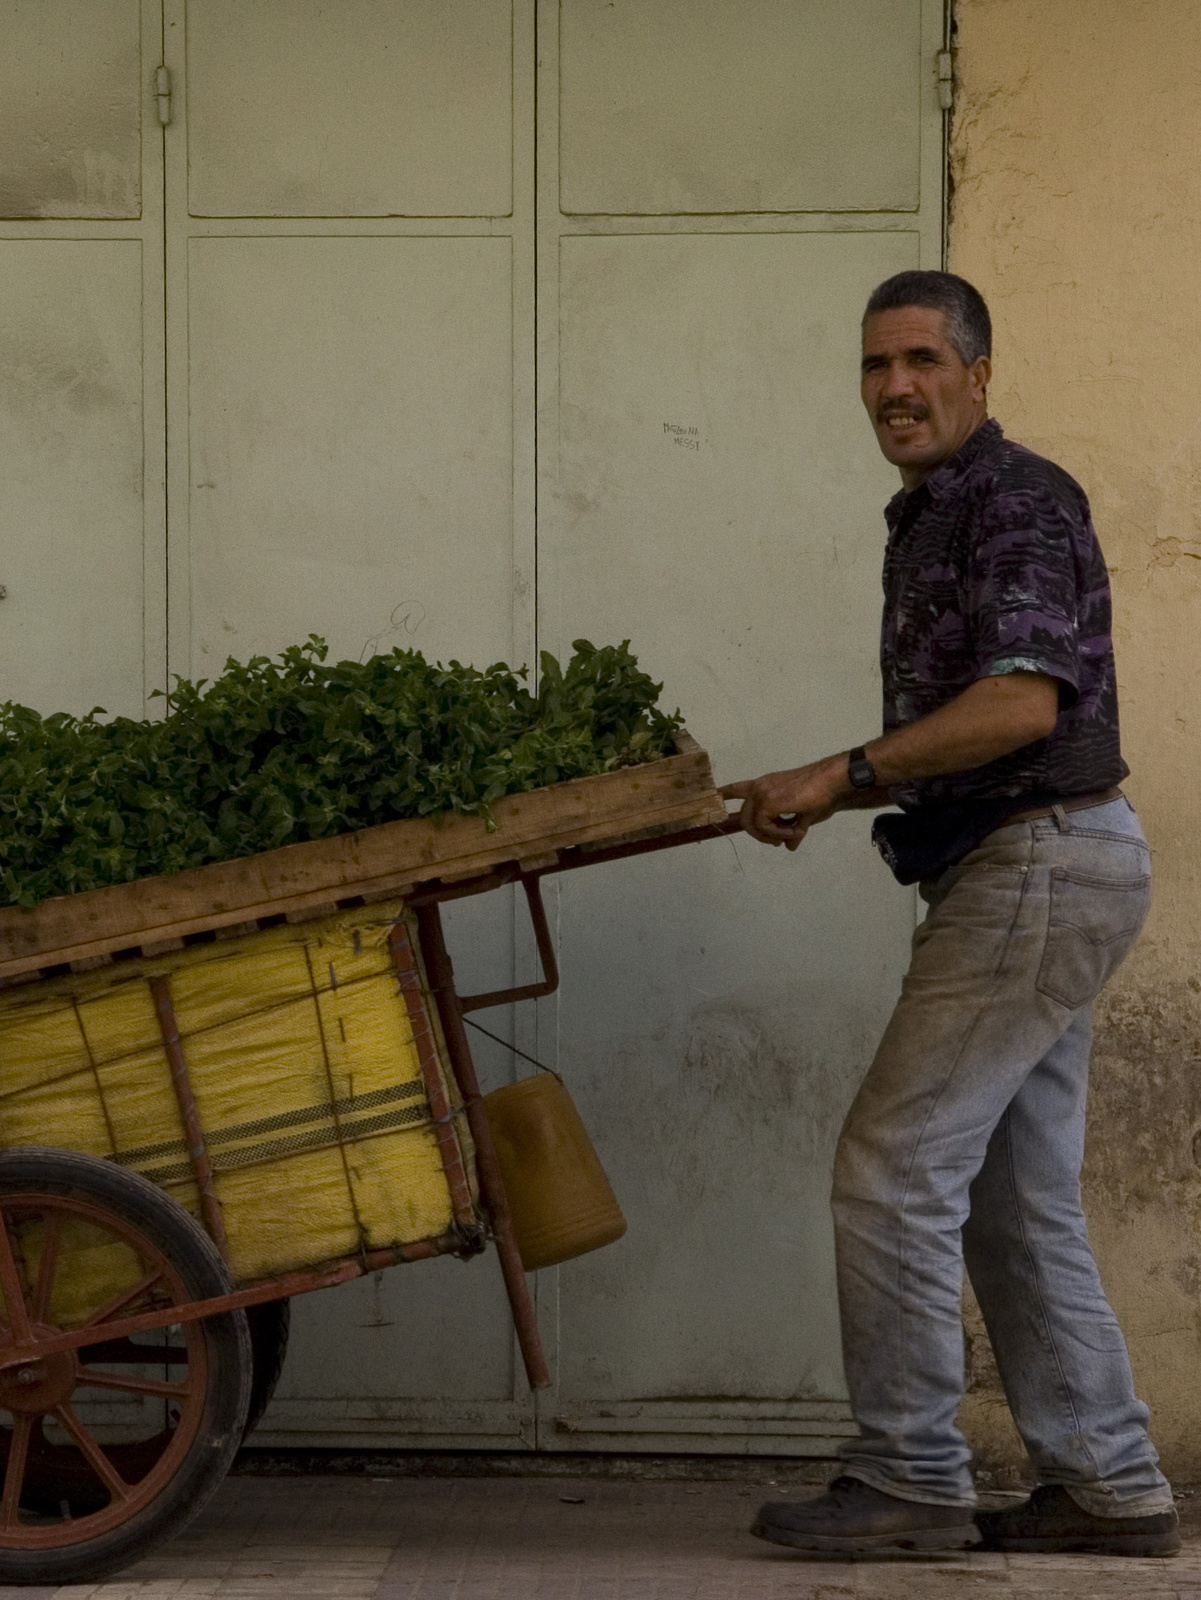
left=880, top=418, right=1127, bottom=808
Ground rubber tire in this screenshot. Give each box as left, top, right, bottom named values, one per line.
left=242, top=1298, right=290, bottom=1440
left=0, top=1147, right=251, bottom=1588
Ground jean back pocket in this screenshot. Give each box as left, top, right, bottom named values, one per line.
left=1035, top=868, right=1151, bottom=1010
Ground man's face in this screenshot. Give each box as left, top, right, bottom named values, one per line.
left=860, top=305, right=991, bottom=489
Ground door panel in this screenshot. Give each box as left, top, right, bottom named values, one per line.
left=0, top=243, right=148, bottom=717
left=263, top=1257, right=528, bottom=1448
left=559, top=0, right=922, bottom=215
left=535, top=0, right=945, bottom=1453
left=185, top=0, right=514, bottom=217
left=167, top=0, right=538, bottom=1448
left=0, top=0, right=142, bottom=220
left=0, top=0, right=163, bottom=721
left=541, top=230, right=920, bottom=1449
left=551, top=231, right=909, bottom=762
left=186, top=235, right=516, bottom=670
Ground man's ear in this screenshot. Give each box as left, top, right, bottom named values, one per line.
left=970, top=356, right=992, bottom=401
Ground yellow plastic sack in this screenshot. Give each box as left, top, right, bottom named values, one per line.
left=0, top=902, right=476, bottom=1319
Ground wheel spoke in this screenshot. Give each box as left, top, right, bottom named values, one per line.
left=79, top=1336, right=189, bottom=1365
left=79, top=1268, right=166, bottom=1333
left=0, top=1212, right=32, bottom=1346
left=1, top=1414, right=33, bottom=1530
left=30, top=1207, right=63, bottom=1323
left=53, top=1405, right=131, bottom=1503
left=76, top=1368, right=191, bottom=1400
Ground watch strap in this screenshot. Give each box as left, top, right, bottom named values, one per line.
left=847, top=746, right=877, bottom=790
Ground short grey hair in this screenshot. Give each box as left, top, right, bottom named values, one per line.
left=863, top=270, right=992, bottom=366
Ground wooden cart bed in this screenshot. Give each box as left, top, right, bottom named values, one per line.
left=0, top=732, right=726, bottom=982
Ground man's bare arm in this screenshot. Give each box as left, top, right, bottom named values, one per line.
left=722, top=671, right=1060, bottom=849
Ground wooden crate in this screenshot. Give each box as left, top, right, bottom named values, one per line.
left=0, top=733, right=726, bottom=981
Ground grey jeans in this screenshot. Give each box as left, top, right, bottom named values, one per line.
left=832, top=798, right=1172, bottom=1515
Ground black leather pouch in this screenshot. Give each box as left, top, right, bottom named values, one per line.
left=871, top=797, right=1039, bottom=886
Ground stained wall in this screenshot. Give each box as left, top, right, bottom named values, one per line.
left=950, top=0, right=1201, bottom=1477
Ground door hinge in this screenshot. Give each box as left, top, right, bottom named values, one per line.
left=935, top=49, right=954, bottom=112
left=155, top=65, right=172, bottom=126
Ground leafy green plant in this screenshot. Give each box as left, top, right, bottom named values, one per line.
left=0, top=638, right=682, bottom=909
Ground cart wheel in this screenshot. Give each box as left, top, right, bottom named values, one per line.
left=243, top=1298, right=290, bottom=1439
left=0, top=1147, right=251, bottom=1587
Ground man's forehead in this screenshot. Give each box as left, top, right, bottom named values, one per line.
left=862, top=304, right=952, bottom=350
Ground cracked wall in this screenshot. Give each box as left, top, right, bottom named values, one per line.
left=951, top=0, right=1201, bottom=1479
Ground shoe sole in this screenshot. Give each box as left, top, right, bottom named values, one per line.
left=977, top=1532, right=1182, bottom=1557
left=752, top=1519, right=981, bottom=1557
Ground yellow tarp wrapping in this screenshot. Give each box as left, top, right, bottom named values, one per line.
left=0, top=902, right=476, bottom=1319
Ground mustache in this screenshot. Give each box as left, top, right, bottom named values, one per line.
left=877, top=403, right=930, bottom=423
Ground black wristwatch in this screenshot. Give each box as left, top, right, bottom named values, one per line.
left=847, top=746, right=877, bottom=790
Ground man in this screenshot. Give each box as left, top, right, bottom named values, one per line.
left=724, top=271, right=1178, bottom=1559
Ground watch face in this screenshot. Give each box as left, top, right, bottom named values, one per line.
left=849, top=755, right=876, bottom=789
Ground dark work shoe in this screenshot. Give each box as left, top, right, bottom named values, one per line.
left=752, top=1475, right=980, bottom=1557
left=974, top=1484, right=1181, bottom=1556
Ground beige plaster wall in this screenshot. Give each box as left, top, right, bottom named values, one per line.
left=949, top=0, right=1201, bottom=1481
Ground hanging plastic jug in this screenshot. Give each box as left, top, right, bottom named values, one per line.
left=482, top=1072, right=627, bottom=1271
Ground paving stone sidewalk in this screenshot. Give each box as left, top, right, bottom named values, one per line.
left=4, top=1475, right=1200, bottom=1600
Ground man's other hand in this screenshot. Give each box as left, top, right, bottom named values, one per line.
left=721, top=756, right=849, bottom=850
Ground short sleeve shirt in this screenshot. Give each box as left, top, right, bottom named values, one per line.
left=881, top=418, right=1127, bottom=807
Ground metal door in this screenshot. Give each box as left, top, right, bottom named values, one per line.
left=163, top=0, right=539, bottom=1449
left=532, top=0, right=946, bottom=1455
left=0, top=0, right=165, bottom=720
left=1, top=1, right=947, bottom=1456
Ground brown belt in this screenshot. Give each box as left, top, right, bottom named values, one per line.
left=1003, top=786, right=1125, bottom=827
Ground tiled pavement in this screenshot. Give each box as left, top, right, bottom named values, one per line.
left=3, top=1475, right=1201, bottom=1600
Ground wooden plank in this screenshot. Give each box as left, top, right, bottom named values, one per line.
left=285, top=903, right=342, bottom=926
left=69, top=954, right=115, bottom=974
left=0, top=733, right=725, bottom=979
left=213, top=920, right=264, bottom=941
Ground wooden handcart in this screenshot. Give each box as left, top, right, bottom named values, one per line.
left=0, top=734, right=734, bottom=1585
